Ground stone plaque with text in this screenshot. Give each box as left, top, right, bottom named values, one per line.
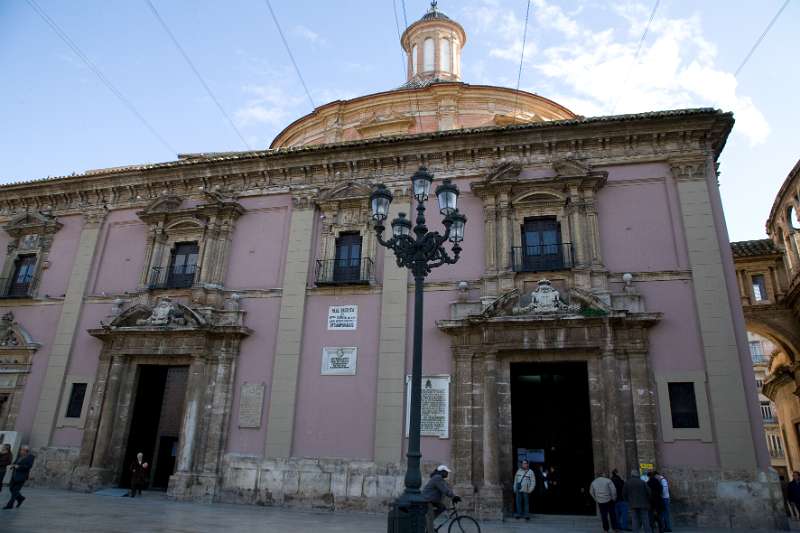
left=327, top=305, right=358, bottom=330
left=238, top=383, right=265, bottom=428
left=405, top=374, right=450, bottom=439
left=321, top=347, right=357, bottom=375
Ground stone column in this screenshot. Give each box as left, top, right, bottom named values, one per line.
left=176, top=358, right=208, bottom=474
left=264, top=194, right=316, bottom=458
left=627, top=351, right=657, bottom=468
left=200, top=351, right=236, bottom=473
left=483, top=200, right=497, bottom=274
left=479, top=349, right=502, bottom=518
left=451, top=348, right=475, bottom=503
left=30, top=207, right=107, bottom=448
left=601, top=350, right=626, bottom=474
left=90, top=355, right=126, bottom=471
left=497, top=189, right=512, bottom=272
left=373, top=192, right=411, bottom=463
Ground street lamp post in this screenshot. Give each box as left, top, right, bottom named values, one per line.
left=371, top=167, right=466, bottom=532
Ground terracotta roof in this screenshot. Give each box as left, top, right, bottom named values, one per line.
left=0, top=107, right=731, bottom=189
left=731, top=239, right=779, bottom=258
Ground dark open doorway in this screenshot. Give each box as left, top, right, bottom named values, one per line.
left=510, top=361, right=595, bottom=515
left=121, top=365, right=188, bottom=491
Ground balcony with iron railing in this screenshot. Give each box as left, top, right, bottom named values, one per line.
left=147, top=265, right=197, bottom=290
left=511, top=243, right=573, bottom=273
left=769, top=448, right=785, bottom=459
left=0, top=275, right=33, bottom=299
left=315, top=257, right=373, bottom=285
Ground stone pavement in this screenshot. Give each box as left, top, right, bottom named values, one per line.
left=0, top=488, right=788, bottom=532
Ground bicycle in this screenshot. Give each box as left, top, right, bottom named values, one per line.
left=431, top=501, right=481, bottom=533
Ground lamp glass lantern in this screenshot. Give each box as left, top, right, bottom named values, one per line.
left=391, top=212, right=412, bottom=237
left=448, top=211, right=466, bottom=243
left=411, top=167, right=433, bottom=202
left=370, top=184, right=393, bottom=222
left=435, top=178, right=459, bottom=216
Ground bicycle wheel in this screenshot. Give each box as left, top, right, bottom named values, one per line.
left=448, top=515, right=481, bottom=533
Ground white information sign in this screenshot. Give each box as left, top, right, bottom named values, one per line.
left=327, top=305, right=358, bottom=330
left=405, top=374, right=450, bottom=439
left=238, top=383, right=265, bottom=429
left=321, top=347, right=358, bottom=375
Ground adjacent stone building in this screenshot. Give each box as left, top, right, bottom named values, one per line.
left=732, top=160, right=800, bottom=495
left=0, top=3, right=783, bottom=528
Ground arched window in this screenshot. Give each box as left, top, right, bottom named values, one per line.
left=412, top=45, right=418, bottom=75
left=440, top=38, right=451, bottom=73
left=423, top=38, right=434, bottom=71
left=788, top=205, right=800, bottom=230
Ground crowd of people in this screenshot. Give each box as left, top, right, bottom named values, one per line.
left=510, top=460, right=673, bottom=532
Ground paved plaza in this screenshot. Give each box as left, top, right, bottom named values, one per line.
left=0, top=488, right=788, bottom=532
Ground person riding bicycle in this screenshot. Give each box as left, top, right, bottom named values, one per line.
left=422, top=465, right=461, bottom=520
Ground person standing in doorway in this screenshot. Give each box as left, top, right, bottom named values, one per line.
left=646, top=471, right=664, bottom=532
left=623, top=469, right=651, bottom=532
left=513, top=460, right=535, bottom=520
left=656, top=472, right=672, bottom=532
left=0, top=444, right=12, bottom=493
left=590, top=472, right=618, bottom=533
left=128, top=452, right=149, bottom=498
left=788, top=472, right=800, bottom=519
left=3, top=445, right=34, bottom=510
left=612, top=469, right=629, bottom=531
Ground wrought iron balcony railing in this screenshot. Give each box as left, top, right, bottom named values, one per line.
left=315, top=257, right=373, bottom=285
left=147, top=265, right=197, bottom=290
left=0, top=276, right=33, bottom=299
left=511, top=243, right=573, bottom=272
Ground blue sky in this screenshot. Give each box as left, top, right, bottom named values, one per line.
left=1, top=0, right=797, bottom=241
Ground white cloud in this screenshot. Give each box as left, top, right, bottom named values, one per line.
left=234, top=84, right=305, bottom=127
left=463, top=0, right=770, bottom=145
left=292, top=25, right=326, bottom=45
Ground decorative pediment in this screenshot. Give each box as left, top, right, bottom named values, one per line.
left=107, top=298, right=206, bottom=329
left=355, top=112, right=415, bottom=138
left=481, top=281, right=612, bottom=318
left=484, top=162, right=522, bottom=184
left=318, top=181, right=373, bottom=202
left=141, top=194, right=183, bottom=215
left=552, top=158, right=592, bottom=177
left=3, top=210, right=62, bottom=238
left=0, top=312, right=40, bottom=350
left=137, top=193, right=244, bottom=225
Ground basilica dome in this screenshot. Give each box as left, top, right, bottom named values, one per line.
left=269, top=1, right=576, bottom=149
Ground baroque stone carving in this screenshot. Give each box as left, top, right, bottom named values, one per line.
left=513, top=279, right=580, bottom=315
left=136, top=298, right=187, bottom=327
left=0, top=312, right=17, bottom=346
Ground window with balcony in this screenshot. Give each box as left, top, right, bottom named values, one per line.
left=512, top=217, right=572, bottom=272
left=761, top=401, right=774, bottom=422
left=668, top=382, right=699, bottom=429
left=316, top=232, right=373, bottom=285
left=750, top=340, right=767, bottom=363
left=752, top=274, right=767, bottom=302
left=148, top=242, right=199, bottom=290
left=5, top=254, right=36, bottom=298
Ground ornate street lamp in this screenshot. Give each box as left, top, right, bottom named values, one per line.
left=372, top=167, right=466, bottom=532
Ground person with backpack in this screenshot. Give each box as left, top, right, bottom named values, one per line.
left=513, top=460, right=536, bottom=520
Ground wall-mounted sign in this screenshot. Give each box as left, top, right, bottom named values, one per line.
left=238, top=383, right=265, bottom=429
left=327, top=305, right=358, bottom=330
left=321, top=347, right=358, bottom=375
left=405, top=374, right=450, bottom=439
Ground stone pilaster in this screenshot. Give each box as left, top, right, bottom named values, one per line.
left=671, top=159, right=757, bottom=469
left=30, top=207, right=107, bottom=448
left=264, top=194, right=316, bottom=458
left=373, top=191, right=411, bottom=463
left=479, top=349, right=502, bottom=518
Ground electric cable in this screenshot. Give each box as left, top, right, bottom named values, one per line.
left=612, top=0, right=659, bottom=114
left=734, top=0, right=790, bottom=77
left=512, top=0, right=532, bottom=124
left=145, top=0, right=252, bottom=150
left=263, top=0, right=316, bottom=110
left=26, top=0, right=177, bottom=155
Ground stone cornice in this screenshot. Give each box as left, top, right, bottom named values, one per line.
left=0, top=109, right=732, bottom=216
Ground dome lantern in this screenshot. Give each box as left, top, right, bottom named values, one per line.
left=401, top=1, right=466, bottom=85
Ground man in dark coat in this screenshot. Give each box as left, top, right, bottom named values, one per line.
left=128, top=452, right=149, bottom=498
left=612, top=469, right=628, bottom=530
left=788, top=471, right=800, bottom=519
left=3, top=445, right=34, bottom=510
left=623, top=470, right=651, bottom=532
left=646, top=471, right=663, bottom=532
left=422, top=465, right=461, bottom=526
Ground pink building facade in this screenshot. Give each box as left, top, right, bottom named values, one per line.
left=0, top=4, right=783, bottom=528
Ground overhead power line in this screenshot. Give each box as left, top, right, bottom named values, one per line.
left=612, top=0, right=659, bottom=114
left=734, top=0, right=790, bottom=77
left=392, top=0, right=423, bottom=129
left=512, top=0, right=532, bottom=123
left=26, top=0, right=177, bottom=155
left=263, top=0, right=316, bottom=110
left=401, top=0, right=409, bottom=29
left=145, top=0, right=252, bottom=150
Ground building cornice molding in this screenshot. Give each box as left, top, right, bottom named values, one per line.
left=0, top=109, right=732, bottom=216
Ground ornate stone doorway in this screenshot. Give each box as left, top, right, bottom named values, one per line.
left=438, top=285, right=661, bottom=518
left=510, top=361, right=594, bottom=515
left=75, top=297, right=249, bottom=502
